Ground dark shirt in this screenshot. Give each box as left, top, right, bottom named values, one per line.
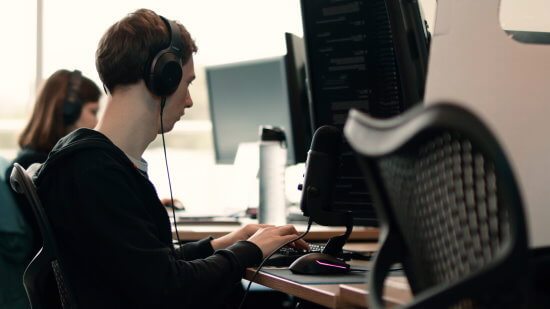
left=35, top=128, right=263, bottom=308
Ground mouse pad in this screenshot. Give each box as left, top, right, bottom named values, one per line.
left=261, top=266, right=403, bottom=285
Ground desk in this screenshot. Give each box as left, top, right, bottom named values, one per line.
left=175, top=223, right=379, bottom=242
left=244, top=267, right=342, bottom=308
left=339, top=278, right=411, bottom=308
left=243, top=242, right=411, bottom=308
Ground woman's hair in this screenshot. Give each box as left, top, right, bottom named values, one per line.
left=96, top=8, right=197, bottom=94
left=18, top=69, right=101, bottom=152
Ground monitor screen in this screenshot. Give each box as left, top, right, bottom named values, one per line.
left=207, top=34, right=311, bottom=165
left=284, top=32, right=313, bottom=164
left=300, top=0, right=430, bottom=225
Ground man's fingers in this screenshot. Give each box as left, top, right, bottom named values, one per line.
left=288, top=239, right=309, bottom=249
left=294, top=239, right=310, bottom=250
left=275, top=224, right=300, bottom=236
left=245, top=224, right=273, bottom=232
left=257, top=224, right=275, bottom=228
left=282, top=234, right=299, bottom=244
left=273, top=225, right=310, bottom=249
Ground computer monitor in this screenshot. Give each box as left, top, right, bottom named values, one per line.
left=284, top=33, right=313, bottom=164
left=207, top=33, right=311, bottom=165
left=300, top=0, right=430, bottom=226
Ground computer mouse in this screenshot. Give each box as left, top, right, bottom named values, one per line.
left=289, top=252, right=351, bottom=275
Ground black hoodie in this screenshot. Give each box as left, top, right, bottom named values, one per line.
left=35, top=128, right=262, bottom=308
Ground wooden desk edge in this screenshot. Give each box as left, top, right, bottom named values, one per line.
left=244, top=268, right=340, bottom=309
left=339, top=280, right=412, bottom=308
left=176, top=227, right=379, bottom=242
left=338, top=284, right=368, bottom=308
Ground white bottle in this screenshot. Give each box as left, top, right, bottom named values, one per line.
left=258, top=126, right=287, bottom=225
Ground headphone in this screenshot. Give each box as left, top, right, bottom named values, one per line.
left=145, top=16, right=185, bottom=97
left=62, top=70, right=83, bottom=125
left=147, top=16, right=186, bottom=251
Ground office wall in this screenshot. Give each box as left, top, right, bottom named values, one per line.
left=424, top=0, right=550, bottom=247
left=420, top=0, right=550, bottom=33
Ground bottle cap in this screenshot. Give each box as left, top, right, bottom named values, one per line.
left=259, top=126, right=287, bottom=147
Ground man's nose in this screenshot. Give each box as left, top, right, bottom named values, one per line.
left=186, top=90, right=193, bottom=108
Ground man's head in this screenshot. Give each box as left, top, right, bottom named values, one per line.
left=96, top=8, right=197, bottom=95
left=96, top=9, right=197, bottom=133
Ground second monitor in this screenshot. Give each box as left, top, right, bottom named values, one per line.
left=206, top=33, right=311, bottom=165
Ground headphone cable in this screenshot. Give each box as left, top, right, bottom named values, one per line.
left=237, top=217, right=314, bottom=309
left=160, top=97, right=181, bottom=248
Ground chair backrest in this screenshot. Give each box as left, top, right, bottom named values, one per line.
left=344, top=104, right=529, bottom=309
left=10, top=163, right=77, bottom=309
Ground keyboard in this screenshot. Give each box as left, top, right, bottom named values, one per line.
left=264, top=243, right=374, bottom=267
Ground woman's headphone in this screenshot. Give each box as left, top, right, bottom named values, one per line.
left=62, top=70, right=83, bottom=125
left=145, top=16, right=185, bottom=97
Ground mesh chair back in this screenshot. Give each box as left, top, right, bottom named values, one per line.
left=10, top=163, right=77, bottom=309
left=345, top=104, right=528, bottom=309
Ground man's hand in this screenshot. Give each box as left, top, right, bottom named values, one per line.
left=247, top=225, right=309, bottom=258
left=211, top=224, right=273, bottom=250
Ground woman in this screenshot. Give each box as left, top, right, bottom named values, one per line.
left=7, top=69, right=101, bottom=240
left=13, top=69, right=101, bottom=169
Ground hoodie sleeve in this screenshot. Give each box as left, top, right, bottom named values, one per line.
left=176, top=237, right=214, bottom=260
left=45, top=158, right=262, bottom=308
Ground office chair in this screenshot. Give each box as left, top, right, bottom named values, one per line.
left=10, top=163, right=77, bottom=309
left=344, top=104, right=530, bottom=308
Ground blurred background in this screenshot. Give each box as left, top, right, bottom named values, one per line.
left=0, top=0, right=548, bottom=214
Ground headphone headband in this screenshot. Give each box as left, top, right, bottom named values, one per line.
left=63, top=70, right=83, bottom=125
left=145, top=16, right=185, bottom=97
left=162, top=16, right=184, bottom=57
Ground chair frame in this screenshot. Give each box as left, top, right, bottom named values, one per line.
left=10, top=163, right=77, bottom=309
left=344, top=103, right=529, bottom=308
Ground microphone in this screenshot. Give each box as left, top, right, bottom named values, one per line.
left=299, top=125, right=342, bottom=219
left=310, top=125, right=341, bottom=156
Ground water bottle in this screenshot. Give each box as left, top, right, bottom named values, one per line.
left=258, top=126, right=287, bottom=225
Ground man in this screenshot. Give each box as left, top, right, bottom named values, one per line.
left=35, top=8, right=306, bottom=308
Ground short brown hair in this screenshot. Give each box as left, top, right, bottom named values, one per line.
left=19, top=69, right=101, bottom=152
left=96, top=9, right=197, bottom=94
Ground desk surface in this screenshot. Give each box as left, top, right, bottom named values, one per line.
left=243, top=243, right=411, bottom=309
left=244, top=267, right=342, bottom=308
left=175, top=223, right=379, bottom=242
left=338, top=279, right=411, bottom=308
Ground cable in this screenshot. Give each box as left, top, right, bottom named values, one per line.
left=160, top=96, right=181, bottom=247
left=237, top=217, right=314, bottom=309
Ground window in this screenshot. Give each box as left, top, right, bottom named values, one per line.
left=0, top=1, right=305, bottom=158
left=0, top=1, right=36, bottom=159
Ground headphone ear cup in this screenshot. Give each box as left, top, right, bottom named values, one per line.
left=63, top=102, right=82, bottom=125
left=63, top=70, right=83, bottom=125
left=148, top=52, right=183, bottom=97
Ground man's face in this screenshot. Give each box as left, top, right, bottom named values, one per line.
left=158, top=56, right=196, bottom=133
